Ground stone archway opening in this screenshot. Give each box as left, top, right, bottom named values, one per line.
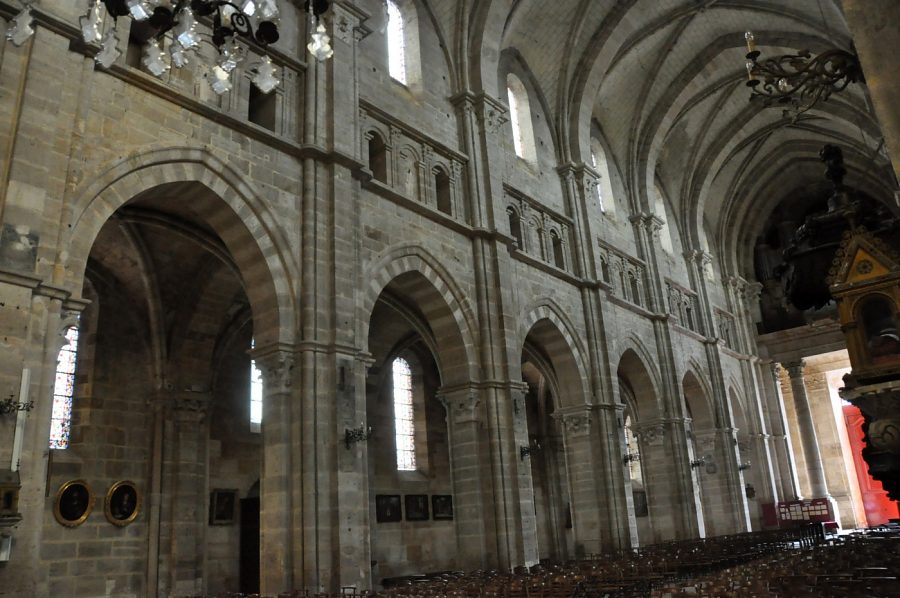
left=617, top=349, right=673, bottom=544
left=364, top=272, right=467, bottom=586
left=42, top=181, right=289, bottom=597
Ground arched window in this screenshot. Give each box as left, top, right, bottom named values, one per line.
left=507, top=74, right=536, bottom=162
left=250, top=339, right=263, bottom=433
left=434, top=168, right=452, bottom=215
left=508, top=208, right=523, bottom=249
left=386, top=0, right=407, bottom=84
left=368, top=132, right=388, bottom=183
left=393, top=357, right=416, bottom=471
left=628, top=273, right=642, bottom=307
left=600, top=257, right=611, bottom=283
left=590, top=138, right=615, bottom=215
left=653, top=186, right=675, bottom=254
left=551, top=231, right=565, bottom=269
left=49, top=327, right=79, bottom=449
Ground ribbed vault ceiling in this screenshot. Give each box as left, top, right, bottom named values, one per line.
left=424, top=0, right=896, bottom=276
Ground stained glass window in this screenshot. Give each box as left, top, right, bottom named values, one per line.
left=387, top=0, right=407, bottom=84
left=250, top=339, right=263, bottom=432
left=49, top=326, right=79, bottom=449
left=393, top=357, right=416, bottom=471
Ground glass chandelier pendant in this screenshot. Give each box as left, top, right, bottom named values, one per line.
left=174, top=8, right=200, bottom=50
left=207, top=65, right=233, bottom=95
left=142, top=39, right=170, bottom=77
left=127, top=0, right=157, bottom=21
left=217, top=38, right=245, bottom=73
left=6, top=3, right=35, bottom=47
left=95, top=27, right=122, bottom=68
left=307, top=21, right=333, bottom=61
left=258, top=0, right=280, bottom=20
left=170, top=42, right=191, bottom=69
left=80, top=0, right=104, bottom=44
left=251, top=55, right=280, bottom=93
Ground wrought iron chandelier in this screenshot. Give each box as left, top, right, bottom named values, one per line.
left=743, top=31, right=863, bottom=117
left=4, top=1, right=331, bottom=96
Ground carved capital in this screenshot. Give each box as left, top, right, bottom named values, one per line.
left=632, top=422, right=665, bottom=444
left=173, top=394, right=209, bottom=422
left=554, top=407, right=594, bottom=438
left=783, top=360, right=805, bottom=379
left=255, top=351, right=295, bottom=395
left=438, top=387, right=481, bottom=423
left=475, top=94, right=509, bottom=135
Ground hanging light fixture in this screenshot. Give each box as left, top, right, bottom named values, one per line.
left=305, top=0, right=332, bottom=61
left=743, top=31, right=863, bottom=117
left=5, top=1, right=285, bottom=95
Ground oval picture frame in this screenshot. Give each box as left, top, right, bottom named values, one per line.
left=53, top=479, right=94, bottom=527
left=105, top=480, right=140, bottom=526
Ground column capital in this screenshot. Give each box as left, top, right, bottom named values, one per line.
left=683, top=249, right=712, bottom=266
left=437, top=385, right=481, bottom=423
left=783, top=360, right=806, bottom=378
left=172, top=393, right=210, bottom=422
left=629, top=212, right=663, bottom=233
left=253, top=349, right=295, bottom=395
left=553, top=405, right=595, bottom=437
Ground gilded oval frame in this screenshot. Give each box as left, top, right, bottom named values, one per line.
left=104, top=480, right=140, bottom=527
left=53, top=479, right=94, bottom=527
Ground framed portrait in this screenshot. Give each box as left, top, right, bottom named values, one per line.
left=54, top=480, right=93, bottom=527
left=431, top=495, right=453, bottom=520
left=209, top=489, right=238, bottom=525
left=105, top=480, right=140, bottom=526
left=375, top=495, right=401, bottom=523
left=405, top=494, right=429, bottom=521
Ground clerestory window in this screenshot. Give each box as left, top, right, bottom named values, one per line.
left=386, top=0, right=407, bottom=83
left=507, top=74, right=536, bottom=162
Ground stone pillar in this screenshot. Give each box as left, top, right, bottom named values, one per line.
left=594, top=403, right=636, bottom=549
left=510, top=383, right=539, bottom=566
left=255, top=350, right=295, bottom=595
left=783, top=361, right=831, bottom=499
left=693, top=427, right=750, bottom=536
left=767, top=363, right=801, bottom=500
left=633, top=419, right=702, bottom=541
left=438, top=385, right=494, bottom=571
left=556, top=406, right=605, bottom=556
left=0, top=280, right=85, bottom=597
left=164, top=394, right=209, bottom=597
left=841, top=0, right=900, bottom=179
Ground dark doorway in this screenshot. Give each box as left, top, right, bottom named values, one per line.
left=239, top=497, right=260, bottom=594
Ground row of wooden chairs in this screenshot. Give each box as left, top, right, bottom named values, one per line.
left=651, top=524, right=900, bottom=597
left=180, top=523, right=881, bottom=598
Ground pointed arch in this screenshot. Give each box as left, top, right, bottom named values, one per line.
left=66, top=147, right=297, bottom=348
left=518, top=300, right=590, bottom=409
left=615, top=338, right=663, bottom=421
left=681, top=369, right=715, bottom=430
left=361, top=244, right=479, bottom=386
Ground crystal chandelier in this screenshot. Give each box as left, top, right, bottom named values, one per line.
left=743, top=31, right=863, bottom=118
left=305, top=0, right=332, bottom=61
left=6, top=1, right=286, bottom=95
